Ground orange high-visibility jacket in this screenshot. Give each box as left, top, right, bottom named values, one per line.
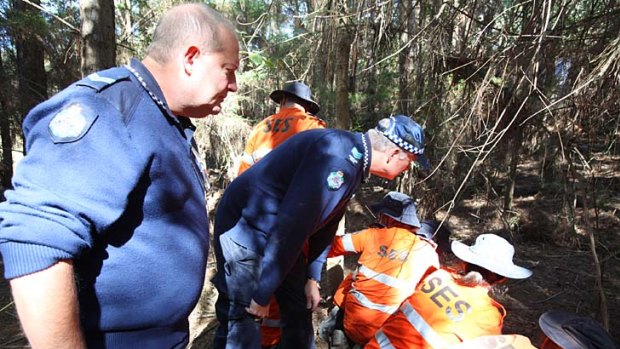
left=447, top=334, right=537, bottom=349
left=365, top=268, right=506, bottom=349
left=329, top=227, right=440, bottom=344
left=237, top=106, right=326, bottom=175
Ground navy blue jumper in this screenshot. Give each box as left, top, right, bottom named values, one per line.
left=212, top=129, right=370, bottom=349
left=0, top=59, right=210, bottom=348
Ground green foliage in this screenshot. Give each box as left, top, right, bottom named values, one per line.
left=4, top=5, right=49, bottom=39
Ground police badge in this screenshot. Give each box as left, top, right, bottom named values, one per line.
left=326, top=170, right=345, bottom=190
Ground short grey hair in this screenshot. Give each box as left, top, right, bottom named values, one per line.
left=368, top=128, right=398, bottom=152
left=146, top=3, right=237, bottom=63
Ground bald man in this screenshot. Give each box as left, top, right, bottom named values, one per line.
left=0, top=3, right=239, bottom=348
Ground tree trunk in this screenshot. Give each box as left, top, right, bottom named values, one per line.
left=80, top=0, right=116, bottom=76
left=398, top=0, right=415, bottom=114
left=334, top=25, right=351, bottom=129
left=117, top=0, right=132, bottom=65
left=503, top=126, right=523, bottom=213
left=11, top=0, right=48, bottom=132
left=0, top=48, right=13, bottom=197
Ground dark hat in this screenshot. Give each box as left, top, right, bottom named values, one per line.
left=375, top=115, right=430, bottom=169
left=269, top=81, right=320, bottom=115
left=370, top=191, right=420, bottom=228
left=417, top=220, right=451, bottom=253
left=539, top=310, right=618, bottom=349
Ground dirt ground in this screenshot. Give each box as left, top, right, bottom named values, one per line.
left=1, top=165, right=619, bottom=348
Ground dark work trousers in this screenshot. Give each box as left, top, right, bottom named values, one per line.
left=212, top=233, right=315, bottom=349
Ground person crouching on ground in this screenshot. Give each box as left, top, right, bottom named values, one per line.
left=321, top=193, right=449, bottom=345
left=365, top=233, right=533, bottom=349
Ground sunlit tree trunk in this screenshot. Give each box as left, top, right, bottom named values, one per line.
left=117, top=0, right=132, bottom=65
left=398, top=0, right=415, bottom=114
left=79, top=0, right=116, bottom=76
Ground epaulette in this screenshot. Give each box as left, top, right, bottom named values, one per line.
left=75, top=67, right=131, bottom=92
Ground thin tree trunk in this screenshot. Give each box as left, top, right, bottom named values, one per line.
left=504, top=127, right=523, bottom=213
left=0, top=48, right=13, bottom=197
left=117, top=0, right=132, bottom=65
left=11, top=0, right=48, bottom=133
left=334, top=25, right=351, bottom=129
left=398, top=0, right=414, bottom=114
left=80, top=0, right=116, bottom=76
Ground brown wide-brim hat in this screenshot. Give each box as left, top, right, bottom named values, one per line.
left=269, top=81, right=320, bottom=115
left=539, top=310, right=619, bottom=349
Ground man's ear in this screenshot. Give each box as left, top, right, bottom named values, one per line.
left=182, top=46, right=200, bottom=75
left=386, top=147, right=399, bottom=163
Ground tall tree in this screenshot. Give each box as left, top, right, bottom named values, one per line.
left=79, top=0, right=115, bottom=76
left=117, top=0, right=132, bottom=65
left=333, top=0, right=351, bottom=129
left=0, top=46, right=13, bottom=196
left=398, top=0, right=415, bottom=114
left=10, top=0, right=47, bottom=130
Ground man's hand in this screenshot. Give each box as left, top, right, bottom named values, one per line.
left=246, top=299, right=270, bottom=318
left=305, top=278, right=321, bottom=311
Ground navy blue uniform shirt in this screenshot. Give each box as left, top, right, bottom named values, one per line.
left=0, top=59, right=209, bottom=348
left=214, top=129, right=370, bottom=305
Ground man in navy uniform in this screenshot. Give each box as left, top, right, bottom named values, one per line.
left=212, top=115, right=431, bottom=348
left=0, top=3, right=238, bottom=348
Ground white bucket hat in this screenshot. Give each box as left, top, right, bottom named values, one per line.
left=451, top=234, right=532, bottom=279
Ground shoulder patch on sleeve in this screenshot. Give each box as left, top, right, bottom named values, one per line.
left=48, top=103, right=98, bottom=143
left=326, top=170, right=345, bottom=190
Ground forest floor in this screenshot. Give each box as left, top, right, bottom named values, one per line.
left=1, top=160, right=619, bottom=348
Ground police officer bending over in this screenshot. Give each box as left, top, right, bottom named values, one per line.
left=212, top=115, right=431, bottom=349
left=0, top=3, right=238, bottom=348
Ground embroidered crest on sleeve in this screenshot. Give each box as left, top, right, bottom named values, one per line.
left=48, top=103, right=98, bottom=143
left=327, top=170, right=345, bottom=190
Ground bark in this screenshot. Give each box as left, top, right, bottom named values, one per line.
left=503, top=126, right=523, bottom=213
left=11, top=0, right=48, bottom=129
left=334, top=25, right=351, bottom=129
left=398, top=0, right=415, bottom=114
left=0, top=48, right=13, bottom=196
left=117, top=0, right=132, bottom=65
left=79, top=0, right=116, bottom=76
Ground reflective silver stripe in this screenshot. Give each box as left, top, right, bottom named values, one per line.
left=342, top=234, right=355, bottom=252
left=87, top=72, right=116, bottom=84
left=400, top=301, right=448, bottom=348
left=251, top=148, right=272, bottom=162
left=358, top=265, right=405, bottom=289
left=350, top=289, right=399, bottom=314
left=375, top=329, right=396, bottom=349
left=261, top=318, right=281, bottom=328
left=240, top=152, right=255, bottom=165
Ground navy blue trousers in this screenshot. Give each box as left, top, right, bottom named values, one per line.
left=212, top=233, right=315, bottom=349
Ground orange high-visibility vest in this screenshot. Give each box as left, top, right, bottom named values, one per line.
left=237, top=106, right=326, bottom=175
left=329, top=227, right=440, bottom=344
left=365, top=268, right=505, bottom=349
left=447, top=334, right=537, bottom=349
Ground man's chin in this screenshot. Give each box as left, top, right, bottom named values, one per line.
left=195, top=105, right=221, bottom=118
